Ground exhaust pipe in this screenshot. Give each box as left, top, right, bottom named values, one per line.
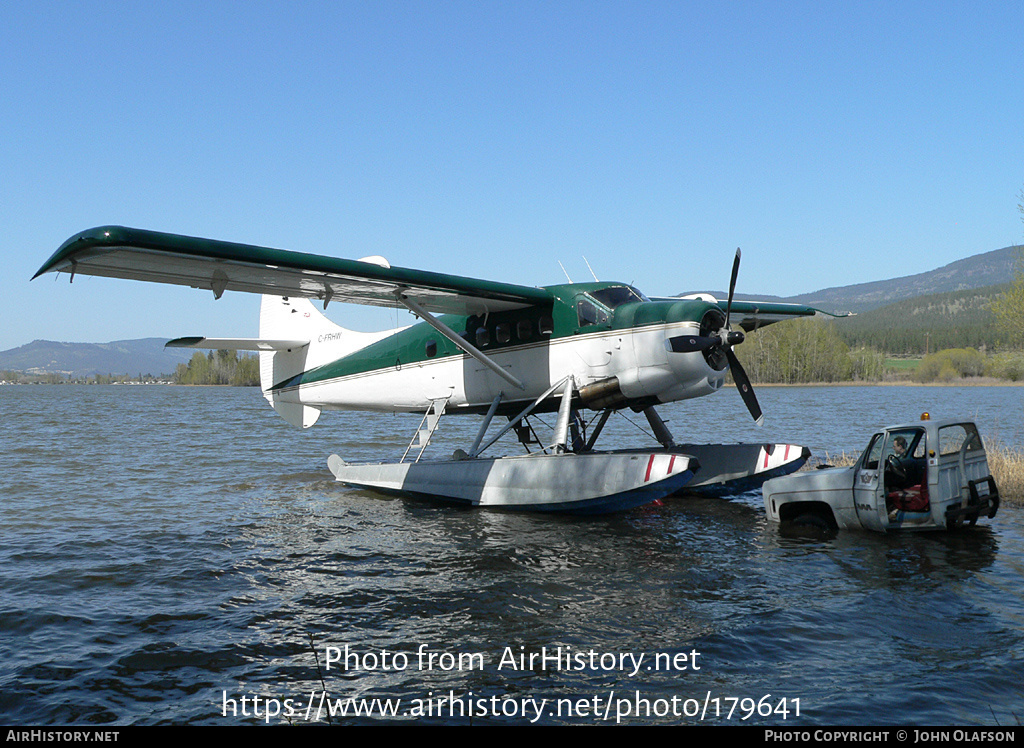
left=579, top=377, right=628, bottom=410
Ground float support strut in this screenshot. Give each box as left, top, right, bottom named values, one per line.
left=469, top=393, right=503, bottom=456
left=644, top=406, right=677, bottom=448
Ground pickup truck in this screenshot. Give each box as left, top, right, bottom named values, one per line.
left=763, top=415, right=1000, bottom=532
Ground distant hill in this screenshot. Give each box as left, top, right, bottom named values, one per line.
left=687, top=244, right=1022, bottom=313
left=0, top=338, right=196, bottom=377
left=786, top=245, right=1021, bottom=313
left=7, top=244, right=1023, bottom=373
left=832, top=283, right=1009, bottom=354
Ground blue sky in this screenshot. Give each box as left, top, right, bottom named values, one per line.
left=3, top=1, right=1023, bottom=350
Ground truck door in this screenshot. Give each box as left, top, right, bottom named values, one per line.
left=852, top=433, right=889, bottom=531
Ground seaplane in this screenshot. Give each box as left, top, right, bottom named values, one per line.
left=35, top=226, right=835, bottom=514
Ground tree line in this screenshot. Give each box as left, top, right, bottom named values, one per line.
left=910, top=348, right=1024, bottom=382
left=0, top=370, right=169, bottom=384
left=733, top=318, right=888, bottom=384
left=174, top=350, right=260, bottom=386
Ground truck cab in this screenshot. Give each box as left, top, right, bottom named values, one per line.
left=763, top=415, right=1000, bottom=532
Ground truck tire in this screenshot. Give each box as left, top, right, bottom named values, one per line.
left=792, top=513, right=833, bottom=531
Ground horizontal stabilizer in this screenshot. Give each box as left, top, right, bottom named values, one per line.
left=166, top=336, right=308, bottom=352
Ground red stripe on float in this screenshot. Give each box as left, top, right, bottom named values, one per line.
left=645, top=455, right=656, bottom=482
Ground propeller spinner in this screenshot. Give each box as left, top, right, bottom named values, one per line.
left=668, top=249, right=764, bottom=425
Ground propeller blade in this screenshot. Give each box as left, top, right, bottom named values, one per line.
left=724, top=247, right=741, bottom=329
left=725, top=346, right=763, bottom=426
left=667, top=335, right=718, bottom=353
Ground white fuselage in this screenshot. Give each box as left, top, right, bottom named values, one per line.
left=273, top=319, right=726, bottom=414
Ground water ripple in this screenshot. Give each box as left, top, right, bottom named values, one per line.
left=1, top=385, right=1021, bottom=724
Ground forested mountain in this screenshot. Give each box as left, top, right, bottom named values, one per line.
left=682, top=243, right=1023, bottom=358
left=784, top=245, right=1020, bottom=313
left=832, top=283, right=1010, bottom=355
left=687, top=244, right=1022, bottom=314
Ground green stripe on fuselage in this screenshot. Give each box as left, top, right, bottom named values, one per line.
left=272, top=315, right=470, bottom=390
left=272, top=289, right=718, bottom=391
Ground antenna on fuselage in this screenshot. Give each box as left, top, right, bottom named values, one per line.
left=583, top=256, right=599, bottom=282
left=558, top=261, right=574, bottom=283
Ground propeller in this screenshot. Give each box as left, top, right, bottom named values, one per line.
left=668, top=248, right=764, bottom=425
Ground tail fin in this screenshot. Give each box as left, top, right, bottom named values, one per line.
left=165, top=295, right=397, bottom=428
left=169, top=296, right=400, bottom=428
left=257, top=295, right=399, bottom=428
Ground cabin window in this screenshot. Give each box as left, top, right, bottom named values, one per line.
left=425, top=339, right=437, bottom=358
left=475, top=327, right=490, bottom=347
left=538, top=317, right=553, bottom=336
left=516, top=319, right=533, bottom=341
left=495, top=322, right=511, bottom=344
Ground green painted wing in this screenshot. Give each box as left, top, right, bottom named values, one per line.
left=649, top=295, right=847, bottom=330
left=35, top=226, right=552, bottom=316
left=724, top=299, right=849, bottom=330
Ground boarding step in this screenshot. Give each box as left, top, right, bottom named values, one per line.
left=401, top=397, right=450, bottom=463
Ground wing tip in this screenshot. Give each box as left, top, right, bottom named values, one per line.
left=33, top=225, right=128, bottom=280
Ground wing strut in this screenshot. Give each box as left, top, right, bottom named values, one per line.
left=394, top=291, right=526, bottom=391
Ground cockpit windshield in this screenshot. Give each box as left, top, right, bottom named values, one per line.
left=589, top=286, right=648, bottom=309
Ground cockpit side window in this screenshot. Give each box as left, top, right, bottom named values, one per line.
left=576, top=296, right=610, bottom=327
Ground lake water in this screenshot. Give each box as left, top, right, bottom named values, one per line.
left=1, top=384, right=1022, bottom=725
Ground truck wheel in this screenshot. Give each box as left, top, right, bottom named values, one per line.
left=792, top=513, right=832, bottom=531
